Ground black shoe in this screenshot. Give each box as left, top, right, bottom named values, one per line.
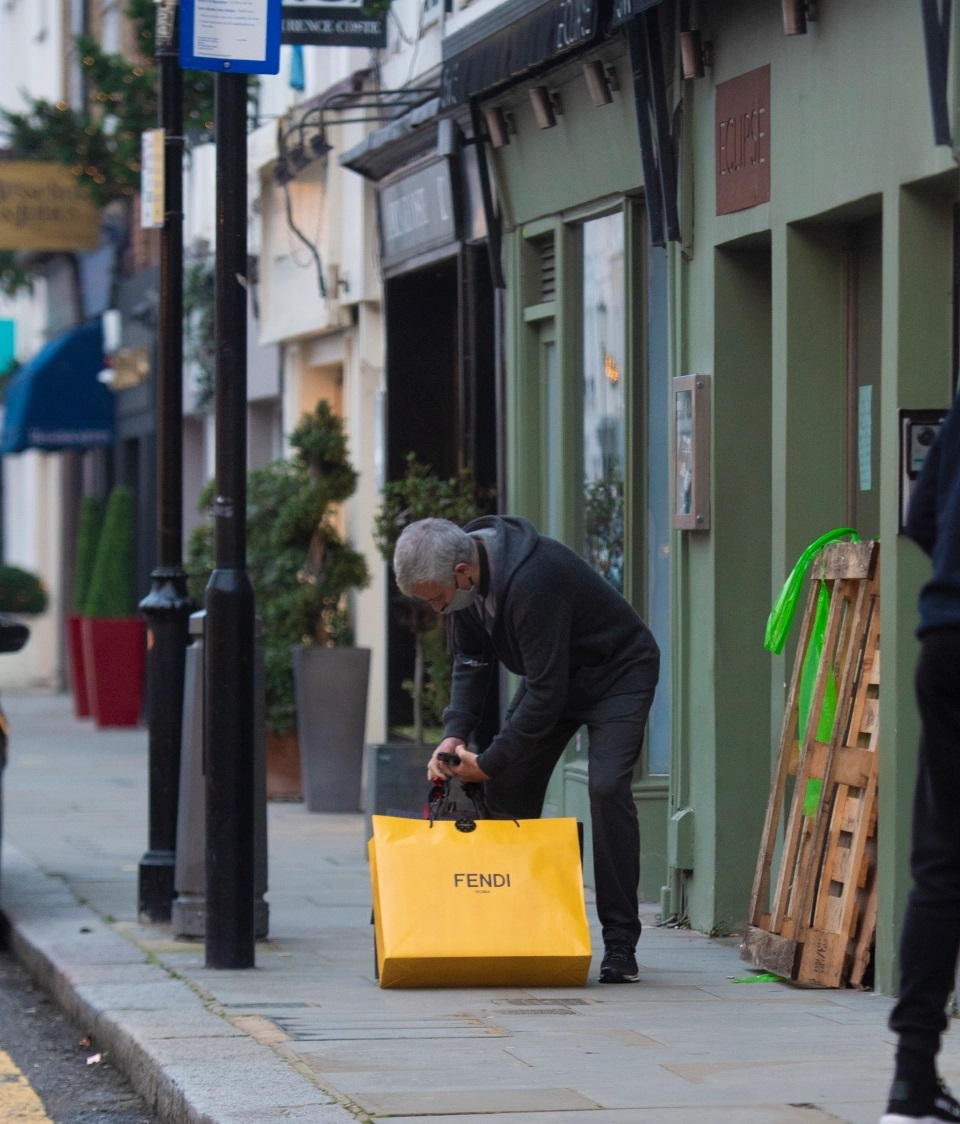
left=880, top=1078, right=960, bottom=1122
left=598, top=944, right=639, bottom=983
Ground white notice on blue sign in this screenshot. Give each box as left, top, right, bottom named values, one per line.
left=194, top=0, right=268, bottom=60
left=858, top=384, right=873, bottom=492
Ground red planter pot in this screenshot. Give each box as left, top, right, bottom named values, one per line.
left=81, top=616, right=146, bottom=728
left=67, top=615, right=91, bottom=718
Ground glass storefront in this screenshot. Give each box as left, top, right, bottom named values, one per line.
left=581, top=213, right=626, bottom=593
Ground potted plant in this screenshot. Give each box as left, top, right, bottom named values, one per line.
left=279, top=403, right=371, bottom=812
left=0, top=565, right=49, bottom=617
left=67, top=495, right=103, bottom=718
left=188, top=401, right=371, bottom=810
left=366, top=455, right=489, bottom=831
left=81, top=485, right=146, bottom=727
left=373, top=452, right=489, bottom=744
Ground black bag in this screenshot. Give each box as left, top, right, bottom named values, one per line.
left=424, top=777, right=487, bottom=823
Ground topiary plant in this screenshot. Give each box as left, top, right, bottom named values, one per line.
left=373, top=453, right=491, bottom=745
left=188, top=401, right=370, bottom=734
left=0, top=565, right=49, bottom=615
left=84, top=485, right=135, bottom=618
left=73, top=495, right=104, bottom=614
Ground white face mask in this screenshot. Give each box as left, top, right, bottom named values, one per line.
left=440, top=578, right=479, bottom=614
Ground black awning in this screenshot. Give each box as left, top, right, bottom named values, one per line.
left=440, top=0, right=602, bottom=109
left=339, top=97, right=443, bottom=181
left=610, top=0, right=662, bottom=28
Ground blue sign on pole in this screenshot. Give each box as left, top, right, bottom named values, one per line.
left=180, top=0, right=282, bottom=74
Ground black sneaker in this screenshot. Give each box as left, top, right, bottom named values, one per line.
left=880, top=1077, right=960, bottom=1122
left=598, top=944, right=639, bottom=983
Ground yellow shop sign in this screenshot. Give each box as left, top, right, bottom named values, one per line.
left=0, top=162, right=99, bottom=251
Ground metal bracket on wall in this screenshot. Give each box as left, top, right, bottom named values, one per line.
left=626, top=11, right=680, bottom=247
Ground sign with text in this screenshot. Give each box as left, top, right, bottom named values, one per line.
left=610, top=0, right=665, bottom=26
left=140, top=129, right=165, bottom=229
left=0, top=162, right=99, bottom=251
left=281, top=1, right=386, bottom=48
left=441, top=0, right=599, bottom=108
left=378, top=159, right=457, bottom=270
left=180, top=0, right=282, bottom=74
left=715, top=64, right=770, bottom=216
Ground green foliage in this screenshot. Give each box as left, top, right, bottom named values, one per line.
left=188, top=402, right=370, bottom=733
left=0, top=0, right=215, bottom=210
left=0, top=355, right=21, bottom=404
left=84, top=486, right=135, bottom=618
left=73, top=495, right=105, bottom=614
left=0, top=253, right=34, bottom=300
left=401, top=626, right=451, bottom=729
left=373, top=452, right=489, bottom=569
left=373, top=453, right=491, bottom=742
left=583, top=474, right=624, bottom=592
left=184, top=243, right=215, bottom=412
left=0, top=565, right=49, bottom=615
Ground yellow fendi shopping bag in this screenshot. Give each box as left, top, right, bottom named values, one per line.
left=369, top=814, right=592, bottom=988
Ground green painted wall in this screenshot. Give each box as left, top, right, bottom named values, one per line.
left=679, top=0, right=957, bottom=987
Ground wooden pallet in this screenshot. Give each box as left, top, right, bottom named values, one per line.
left=742, top=540, right=880, bottom=988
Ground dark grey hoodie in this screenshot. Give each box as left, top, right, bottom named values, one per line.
left=905, top=391, right=960, bottom=637
left=442, top=515, right=660, bottom=778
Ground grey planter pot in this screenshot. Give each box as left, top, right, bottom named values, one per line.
left=293, top=645, right=371, bottom=813
left=363, top=741, right=435, bottom=841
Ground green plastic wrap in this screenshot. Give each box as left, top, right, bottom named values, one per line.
left=763, top=528, right=859, bottom=655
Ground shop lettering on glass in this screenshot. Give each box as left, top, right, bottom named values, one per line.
left=555, top=0, right=594, bottom=49
left=378, top=161, right=457, bottom=269
left=715, top=64, right=771, bottom=216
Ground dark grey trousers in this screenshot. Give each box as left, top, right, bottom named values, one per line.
left=889, top=629, right=960, bottom=1058
left=483, top=685, right=656, bottom=949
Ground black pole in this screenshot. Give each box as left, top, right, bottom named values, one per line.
left=138, top=0, right=191, bottom=924
left=205, top=70, right=255, bottom=970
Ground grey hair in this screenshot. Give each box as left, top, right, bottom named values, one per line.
left=393, top=518, right=477, bottom=597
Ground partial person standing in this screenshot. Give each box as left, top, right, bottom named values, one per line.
left=881, top=393, right=960, bottom=1124
left=392, top=515, right=660, bottom=984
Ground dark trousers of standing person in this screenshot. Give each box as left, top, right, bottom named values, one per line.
left=483, top=685, right=656, bottom=950
left=889, top=628, right=960, bottom=1073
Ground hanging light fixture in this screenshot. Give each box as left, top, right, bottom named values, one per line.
left=783, top=0, right=818, bottom=35
left=530, top=86, right=562, bottom=130
left=583, top=60, right=618, bottom=107
left=483, top=106, right=512, bottom=149
left=680, top=30, right=712, bottom=79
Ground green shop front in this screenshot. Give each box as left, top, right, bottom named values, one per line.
left=656, top=0, right=959, bottom=993
left=441, top=0, right=677, bottom=905
left=448, top=0, right=960, bottom=997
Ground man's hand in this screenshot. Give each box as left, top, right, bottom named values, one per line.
left=427, top=738, right=489, bottom=783
left=428, top=738, right=466, bottom=781
left=445, top=748, right=489, bottom=783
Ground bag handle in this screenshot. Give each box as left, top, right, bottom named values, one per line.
left=424, top=778, right=516, bottom=830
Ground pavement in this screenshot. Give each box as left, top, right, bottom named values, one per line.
left=1, top=694, right=957, bottom=1124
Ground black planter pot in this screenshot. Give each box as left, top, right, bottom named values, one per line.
left=293, top=645, right=371, bottom=813
left=363, top=740, right=435, bottom=840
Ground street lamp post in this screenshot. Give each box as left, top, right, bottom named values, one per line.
left=138, top=0, right=191, bottom=924
left=205, top=70, right=255, bottom=970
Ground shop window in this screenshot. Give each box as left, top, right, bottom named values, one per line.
left=581, top=213, right=626, bottom=592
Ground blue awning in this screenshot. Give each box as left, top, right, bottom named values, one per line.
left=0, top=321, right=114, bottom=454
